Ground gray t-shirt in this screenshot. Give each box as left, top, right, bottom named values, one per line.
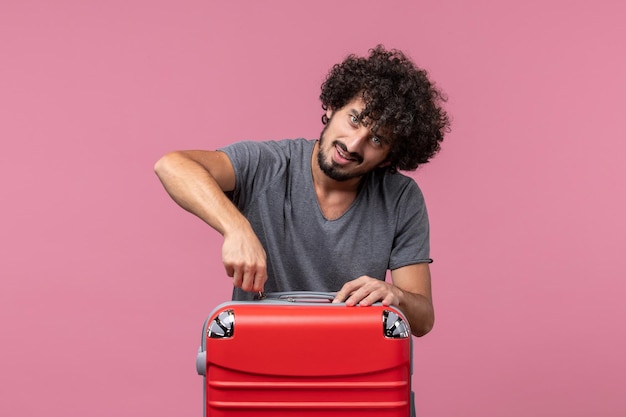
left=220, top=138, right=431, bottom=301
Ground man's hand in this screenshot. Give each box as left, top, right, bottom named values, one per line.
left=222, top=228, right=267, bottom=293
left=332, top=264, right=435, bottom=337
left=332, top=276, right=402, bottom=307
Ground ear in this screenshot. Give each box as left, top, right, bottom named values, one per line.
left=325, top=107, right=334, bottom=121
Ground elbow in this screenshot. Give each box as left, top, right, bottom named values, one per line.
left=404, top=293, right=434, bottom=337
left=154, top=151, right=180, bottom=179
left=412, top=317, right=434, bottom=337
left=153, top=156, right=164, bottom=176
left=411, top=309, right=434, bottom=337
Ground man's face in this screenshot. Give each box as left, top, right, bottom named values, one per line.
left=317, top=97, right=392, bottom=182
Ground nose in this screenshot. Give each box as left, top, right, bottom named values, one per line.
left=344, top=127, right=369, bottom=153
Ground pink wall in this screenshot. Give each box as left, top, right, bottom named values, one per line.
left=1, top=1, right=625, bottom=416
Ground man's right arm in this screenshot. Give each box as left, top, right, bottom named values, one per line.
left=154, top=150, right=267, bottom=292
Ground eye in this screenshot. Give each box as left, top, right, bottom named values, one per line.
left=349, top=115, right=359, bottom=126
left=371, top=136, right=382, bottom=147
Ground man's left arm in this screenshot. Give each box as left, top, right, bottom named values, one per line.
left=333, top=263, right=434, bottom=337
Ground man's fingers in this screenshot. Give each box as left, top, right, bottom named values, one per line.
left=381, top=292, right=395, bottom=306
left=333, top=276, right=398, bottom=306
left=332, top=282, right=357, bottom=304
left=332, top=291, right=346, bottom=303
left=252, top=269, right=267, bottom=292
left=231, top=267, right=243, bottom=288
left=224, top=264, right=235, bottom=278
left=221, top=233, right=267, bottom=292
left=240, top=265, right=261, bottom=292
left=227, top=262, right=267, bottom=293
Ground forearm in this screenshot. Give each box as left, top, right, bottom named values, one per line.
left=396, top=290, right=435, bottom=337
left=154, top=151, right=247, bottom=236
left=390, top=263, right=435, bottom=337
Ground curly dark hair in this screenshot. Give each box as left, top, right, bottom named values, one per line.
left=320, top=45, right=450, bottom=172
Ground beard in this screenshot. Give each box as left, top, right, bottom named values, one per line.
left=316, top=125, right=365, bottom=182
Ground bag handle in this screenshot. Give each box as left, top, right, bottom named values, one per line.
left=256, top=291, right=337, bottom=303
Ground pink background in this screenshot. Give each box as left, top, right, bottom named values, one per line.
left=1, top=1, right=625, bottom=416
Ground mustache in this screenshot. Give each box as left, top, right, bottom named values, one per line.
left=333, top=141, right=364, bottom=164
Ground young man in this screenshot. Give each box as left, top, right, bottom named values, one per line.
left=154, top=45, right=450, bottom=336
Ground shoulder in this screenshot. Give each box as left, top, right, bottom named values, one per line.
left=362, top=170, right=427, bottom=220
left=220, top=138, right=314, bottom=161
left=220, top=138, right=313, bottom=151
left=219, top=139, right=315, bottom=190
left=369, top=170, right=424, bottom=200
left=270, top=138, right=315, bottom=157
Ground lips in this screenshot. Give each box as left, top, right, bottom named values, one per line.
left=334, top=143, right=363, bottom=164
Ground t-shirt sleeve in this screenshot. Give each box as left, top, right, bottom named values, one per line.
left=389, top=180, right=432, bottom=269
left=218, top=141, right=286, bottom=210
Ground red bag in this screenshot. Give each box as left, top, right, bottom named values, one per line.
left=196, top=292, right=415, bottom=416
